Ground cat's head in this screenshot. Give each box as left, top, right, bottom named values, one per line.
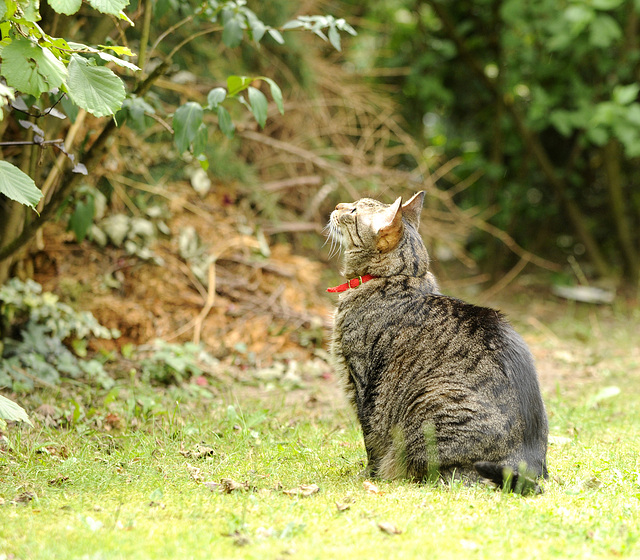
left=327, top=191, right=430, bottom=278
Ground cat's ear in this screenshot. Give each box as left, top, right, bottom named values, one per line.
left=374, top=197, right=404, bottom=252
left=402, top=191, right=425, bottom=228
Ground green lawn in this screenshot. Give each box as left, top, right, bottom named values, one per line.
left=1, top=300, right=639, bottom=559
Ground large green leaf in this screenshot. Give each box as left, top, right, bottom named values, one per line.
left=207, top=87, right=226, bottom=109
left=48, top=0, right=82, bottom=15
left=227, top=75, right=253, bottom=96
left=222, top=15, right=243, bottom=48
left=0, top=394, right=33, bottom=426
left=262, top=77, right=284, bottom=114
left=0, top=161, right=43, bottom=210
left=217, top=105, right=235, bottom=138
left=66, top=54, right=126, bottom=117
left=247, top=86, right=268, bottom=128
left=17, top=0, right=40, bottom=22
left=86, top=0, right=129, bottom=15
left=173, top=102, right=203, bottom=153
left=1, top=38, right=67, bottom=97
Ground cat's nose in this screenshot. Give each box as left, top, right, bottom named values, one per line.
left=335, top=203, right=347, bottom=210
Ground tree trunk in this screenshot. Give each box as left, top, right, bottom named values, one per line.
left=0, top=200, right=26, bottom=285
left=603, top=139, right=639, bottom=283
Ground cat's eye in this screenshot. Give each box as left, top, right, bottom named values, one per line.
left=349, top=208, right=357, bottom=214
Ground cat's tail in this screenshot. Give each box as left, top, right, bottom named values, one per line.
left=473, top=461, right=543, bottom=495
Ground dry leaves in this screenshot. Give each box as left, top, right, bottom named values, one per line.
left=185, top=463, right=205, bottom=482
left=378, top=521, right=402, bottom=535
left=11, top=491, right=36, bottom=505
left=363, top=481, right=382, bottom=494
left=48, top=474, right=70, bottom=486
left=221, top=478, right=250, bottom=493
left=282, top=483, right=320, bottom=497
left=179, top=443, right=216, bottom=459
left=335, top=494, right=355, bottom=511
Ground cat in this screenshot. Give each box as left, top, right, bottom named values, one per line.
left=327, top=191, right=549, bottom=493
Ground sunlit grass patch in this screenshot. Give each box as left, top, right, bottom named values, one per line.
left=1, top=375, right=640, bottom=560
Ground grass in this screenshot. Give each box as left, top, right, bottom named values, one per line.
left=1, top=300, right=640, bottom=559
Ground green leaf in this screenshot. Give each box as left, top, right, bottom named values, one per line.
left=591, top=0, right=624, bottom=9
left=207, top=87, right=226, bottom=109
left=69, top=196, right=95, bottom=242
left=612, top=84, right=639, bottom=105
left=18, top=0, right=40, bottom=22
left=0, top=394, right=33, bottom=426
left=1, top=38, right=67, bottom=97
left=589, top=14, right=622, bottom=48
left=222, top=15, right=243, bottom=48
left=192, top=123, right=208, bottom=156
left=586, top=126, right=609, bottom=145
left=227, top=75, right=253, bottom=96
left=282, top=19, right=304, bottom=30
left=173, top=102, right=203, bottom=153
left=95, top=50, right=139, bottom=71
left=0, top=83, right=15, bottom=121
left=262, top=77, right=284, bottom=114
left=67, top=42, right=139, bottom=71
left=48, top=0, right=82, bottom=15
left=328, top=25, right=341, bottom=51
left=245, top=12, right=266, bottom=42
left=247, top=86, right=268, bottom=128
left=0, top=160, right=43, bottom=209
left=549, top=110, right=575, bottom=136
left=564, top=5, right=594, bottom=36
left=335, top=18, right=357, bottom=36
left=86, top=0, right=129, bottom=16
left=98, top=44, right=135, bottom=57
left=217, top=105, right=235, bottom=138
left=66, top=54, right=126, bottom=117
left=268, top=28, right=284, bottom=44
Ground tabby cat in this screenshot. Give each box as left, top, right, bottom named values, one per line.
left=327, top=191, right=549, bottom=493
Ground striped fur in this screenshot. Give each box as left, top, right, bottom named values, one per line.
left=328, top=192, right=549, bottom=492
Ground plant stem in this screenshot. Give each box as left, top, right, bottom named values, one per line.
left=137, top=0, right=154, bottom=81
left=603, top=139, right=639, bottom=282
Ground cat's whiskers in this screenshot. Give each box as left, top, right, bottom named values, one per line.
left=323, top=221, right=344, bottom=259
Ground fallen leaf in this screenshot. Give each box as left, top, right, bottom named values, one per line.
left=185, top=463, right=204, bottom=482
left=104, top=412, right=124, bottom=431
left=283, top=483, right=319, bottom=497
left=179, top=443, right=216, bottom=459
left=203, top=481, right=221, bottom=492
left=220, top=478, right=249, bottom=493
left=336, top=494, right=354, bottom=511
left=12, top=491, right=36, bottom=504
left=48, top=474, right=70, bottom=486
left=378, top=521, right=402, bottom=535
left=363, top=481, right=382, bottom=494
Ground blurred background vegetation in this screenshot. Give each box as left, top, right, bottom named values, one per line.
left=1, top=0, right=639, bottom=399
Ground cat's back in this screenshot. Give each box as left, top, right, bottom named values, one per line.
left=335, top=276, right=508, bottom=355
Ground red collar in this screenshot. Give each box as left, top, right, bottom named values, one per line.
left=327, top=274, right=377, bottom=293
